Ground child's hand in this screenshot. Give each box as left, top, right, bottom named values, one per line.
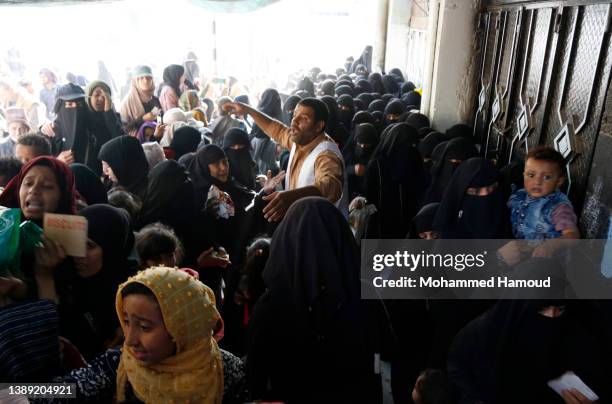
left=532, top=241, right=556, bottom=258
left=497, top=240, right=530, bottom=266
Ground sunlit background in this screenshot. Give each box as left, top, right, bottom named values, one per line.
left=0, top=0, right=378, bottom=98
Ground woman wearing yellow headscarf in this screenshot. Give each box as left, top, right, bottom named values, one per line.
left=116, top=266, right=223, bottom=403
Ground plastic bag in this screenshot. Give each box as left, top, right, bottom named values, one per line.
left=207, top=185, right=235, bottom=219
left=20, top=220, right=43, bottom=254
left=0, top=207, right=21, bottom=277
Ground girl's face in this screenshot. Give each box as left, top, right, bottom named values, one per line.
left=208, top=158, right=229, bottom=183
left=418, top=230, right=439, bottom=240
left=122, top=294, right=175, bottom=365
left=18, top=165, right=61, bottom=220
left=143, top=127, right=154, bottom=141
left=90, top=87, right=106, bottom=112
left=73, top=239, right=103, bottom=277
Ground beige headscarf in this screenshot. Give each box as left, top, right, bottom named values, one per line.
left=116, top=267, right=223, bottom=403
left=120, top=80, right=154, bottom=129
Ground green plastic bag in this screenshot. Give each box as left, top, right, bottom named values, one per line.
left=20, top=220, right=43, bottom=254
left=0, top=207, right=21, bottom=277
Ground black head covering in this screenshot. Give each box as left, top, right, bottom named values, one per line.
left=446, top=123, right=473, bottom=139
left=389, top=68, right=405, bottom=83
left=370, top=92, right=382, bottom=100
left=351, top=110, right=374, bottom=128
left=335, top=79, right=355, bottom=90
left=401, top=91, right=421, bottom=109
left=371, top=110, right=384, bottom=133
left=257, top=88, right=282, bottom=120
left=70, top=163, right=108, bottom=205
left=223, top=128, right=256, bottom=189
left=432, top=157, right=504, bottom=238
left=368, top=73, right=385, bottom=94
left=319, top=80, right=336, bottom=97
left=353, top=99, right=366, bottom=112
left=368, top=99, right=386, bottom=113
left=170, top=126, right=201, bottom=160
left=158, top=64, right=184, bottom=98
left=234, top=94, right=250, bottom=105
left=298, top=77, right=315, bottom=97
left=356, top=92, right=374, bottom=106
left=382, top=75, right=400, bottom=96
left=405, top=112, right=430, bottom=131
left=81, top=204, right=134, bottom=266
left=98, top=135, right=149, bottom=198
left=53, top=93, right=91, bottom=164
left=401, top=82, right=416, bottom=95
left=430, top=141, right=448, bottom=166
left=252, top=89, right=282, bottom=139
left=337, top=94, right=355, bottom=129
left=178, top=151, right=196, bottom=169
left=137, top=159, right=196, bottom=230
left=344, top=123, right=379, bottom=165
left=383, top=99, right=406, bottom=125
left=262, top=196, right=359, bottom=311
left=282, top=95, right=301, bottom=125
left=295, top=90, right=310, bottom=99
left=320, top=96, right=340, bottom=137
left=335, top=85, right=354, bottom=98
left=424, top=137, right=478, bottom=204
left=418, top=126, right=435, bottom=139
left=409, top=202, right=440, bottom=238
left=355, top=79, right=372, bottom=95
left=418, top=131, right=445, bottom=160
left=381, top=94, right=395, bottom=105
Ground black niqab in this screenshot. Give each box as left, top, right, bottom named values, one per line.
left=98, top=135, right=149, bottom=199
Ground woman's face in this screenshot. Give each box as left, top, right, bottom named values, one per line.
left=208, top=158, right=229, bottom=183
left=418, top=230, right=439, bottom=240
left=102, top=161, right=118, bottom=183
left=73, top=239, right=103, bottom=277
left=18, top=165, right=61, bottom=220
left=136, top=76, right=154, bottom=93
left=90, top=87, right=106, bottom=112
left=122, top=294, right=176, bottom=365
left=143, top=127, right=154, bottom=141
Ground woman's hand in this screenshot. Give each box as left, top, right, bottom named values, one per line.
left=562, top=388, right=596, bottom=404
left=153, top=123, right=166, bottom=140
left=197, top=247, right=231, bottom=269
left=142, top=112, right=156, bottom=121
left=34, top=236, right=67, bottom=277
left=103, top=91, right=113, bottom=112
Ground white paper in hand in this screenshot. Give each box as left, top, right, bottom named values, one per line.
left=43, top=213, right=88, bottom=257
left=548, top=371, right=599, bottom=401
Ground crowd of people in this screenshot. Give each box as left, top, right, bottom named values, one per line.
left=0, top=44, right=610, bottom=404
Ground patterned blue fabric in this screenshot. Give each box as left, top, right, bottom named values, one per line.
left=508, top=188, right=572, bottom=240
left=0, top=299, right=61, bottom=382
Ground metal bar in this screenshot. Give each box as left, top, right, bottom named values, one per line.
left=519, top=9, right=535, bottom=97
left=531, top=8, right=555, bottom=114
left=575, top=3, right=612, bottom=134
left=473, top=12, right=492, bottom=137
left=484, top=0, right=612, bottom=11
left=556, top=6, right=581, bottom=124
left=485, top=11, right=508, bottom=157
left=503, top=9, right=522, bottom=99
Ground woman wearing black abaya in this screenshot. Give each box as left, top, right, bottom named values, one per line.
left=169, top=125, right=201, bottom=160
left=251, top=89, right=282, bottom=175
left=382, top=75, right=400, bottom=97
left=389, top=68, right=405, bottom=83
left=61, top=204, right=136, bottom=359
left=449, top=297, right=612, bottom=404
left=355, top=79, right=372, bottom=95
left=247, top=197, right=377, bottom=403
left=223, top=127, right=257, bottom=189
left=344, top=123, right=379, bottom=199
left=424, top=136, right=478, bottom=204
left=337, top=94, right=356, bottom=130
left=401, top=81, right=416, bottom=96
left=351, top=45, right=373, bottom=73
left=318, top=79, right=336, bottom=97
left=404, top=112, right=430, bottom=132
left=320, top=95, right=350, bottom=149
left=384, top=99, right=406, bottom=127
left=98, top=135, right=149, bottom=200
left=368, top=72, right=386, bottom=95
left=282, top=94, right=301, bottom=126
left=432, top=157, right=508, bottom=239
left=364, top=123, right=426, bottom=239
left=368, top=98, right=386, bottom=114
left=401, top=91, right=422, bottom=109
left=407, top=202, right=440, bottom=239
left=418, top=131, right=445, bottom=187
left=297, top=77, right=315, bottom=97
left=70, top=163, right=108, bottom=206
left=86, top=81, right=126, bottom=175
left=136, top=159, right=215, bottom=271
